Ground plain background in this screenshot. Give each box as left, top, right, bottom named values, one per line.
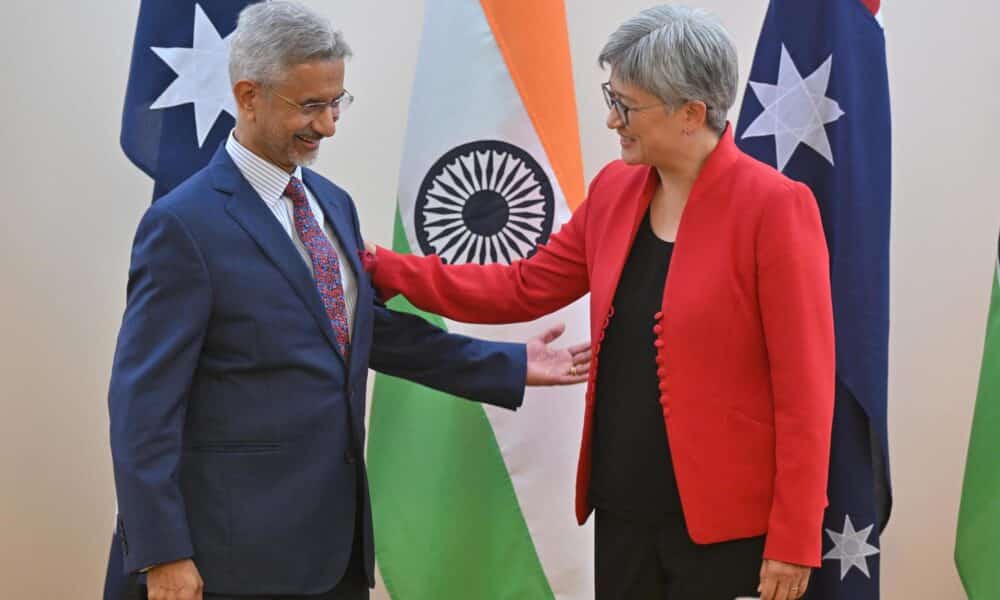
left=1, top=1, right=996, bottom=598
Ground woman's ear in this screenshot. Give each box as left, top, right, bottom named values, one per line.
left=685, top=100, right=709, bottom=130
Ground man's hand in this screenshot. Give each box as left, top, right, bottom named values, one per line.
left=526, top=323, right=591, bottom=386
left=146, top=558, right=204, bottom=600
left=758, top=558, right=810, bottom=600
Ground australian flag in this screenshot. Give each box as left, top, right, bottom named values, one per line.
left=106, top=2, right=254, bottom=598
left=735, top=1, right=891, bottom=598
left=120, top=0, right=255, bottom=200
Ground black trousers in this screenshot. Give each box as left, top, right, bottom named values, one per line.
left=595, top=509, right=766, bottom=600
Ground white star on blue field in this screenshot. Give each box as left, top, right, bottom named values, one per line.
left=823, top=514, right=881, bottom=580
left=150, top=3, right=236, bottom=147
left=742, top=44, right=845, bottom=172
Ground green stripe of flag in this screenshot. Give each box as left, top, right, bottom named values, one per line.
left=367, top=208, right=554, bottom=599
left=956, top=247, right=1000, bottom=599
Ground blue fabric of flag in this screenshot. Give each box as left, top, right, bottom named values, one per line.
left=735, top=1, right=891, bottom=598
left=120, top=0, right=253, bottom=199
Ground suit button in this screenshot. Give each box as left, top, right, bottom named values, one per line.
left=653, top=325, right=663, bottom=334
left=654, top=311, right=664, bottom=320
left=656, top=368, right=665, bottom=377
left=653, top=340, right=664, bottom=348
left=117, top=517, right=129, bottom=555
left=659, top=382, right=668, bottom=393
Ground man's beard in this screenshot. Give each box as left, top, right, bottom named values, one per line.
left=291, top=149, right=319, bottom=167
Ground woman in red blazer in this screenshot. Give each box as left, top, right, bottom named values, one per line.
left=367, top=6, right=834, bottom=600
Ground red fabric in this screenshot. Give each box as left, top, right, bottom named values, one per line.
left=370, top=128, right=835, bottom=567
left=861, top=0, right=880, bottom=16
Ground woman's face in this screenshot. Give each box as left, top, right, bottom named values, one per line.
left=604, top=74, right=686, bottom=168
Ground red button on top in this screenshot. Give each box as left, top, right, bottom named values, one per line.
left=653, top=325, right=663, bottom=334
left=654, top=311, right=664, bottom=320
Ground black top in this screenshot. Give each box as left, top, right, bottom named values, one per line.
left=588, top=209, right=682, bottom=521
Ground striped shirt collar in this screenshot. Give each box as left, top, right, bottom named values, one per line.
left=225, top=130, right=304, bottom=207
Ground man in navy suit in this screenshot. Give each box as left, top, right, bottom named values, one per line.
left=108, top=3, right=589, bottom=599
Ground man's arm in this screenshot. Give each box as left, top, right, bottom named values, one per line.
left=369, top=304, right=527, bottom=410
left=369, top=305, right=590, bottom=410
left=108, top=204, right=210, bottom=575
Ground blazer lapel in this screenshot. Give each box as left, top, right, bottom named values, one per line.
left=592, top=167, right=659, bottom=329
left=212, top=150, right=346, bottom=363
left=303, top=171, right=371, bottom=430
left=305, top=173, right=361, bottom=296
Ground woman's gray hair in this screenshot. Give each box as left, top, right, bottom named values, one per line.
left=599, top=5, right=738, bottom=133
left=229, top=1, right=352, bottom=86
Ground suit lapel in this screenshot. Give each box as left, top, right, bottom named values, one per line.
left=212, top=150, right=346, bottom=363
left=593, top=167, right=659, bottom=329
left=304, top=170, right=362, bottom=298
left=303, top=169, right=367, bottom=369
left=303, top=170, right=371, bottom=429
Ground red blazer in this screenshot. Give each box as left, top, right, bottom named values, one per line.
left=370, top=129, right=835, bottom=567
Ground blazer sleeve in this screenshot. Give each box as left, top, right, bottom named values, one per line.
left=368, top=182, right=596, bottom=324
left=332, top=182, right=527, bottom=411
left=369, top=304, right=526, bottom=410
left=108, top=205, right=211, bottom=574
left=756, top=182, right=836, bottom=567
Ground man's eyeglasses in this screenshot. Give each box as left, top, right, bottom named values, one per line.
left=601, top=82, right=667, bottom=126
left=273, top=89, right=355, bottom=118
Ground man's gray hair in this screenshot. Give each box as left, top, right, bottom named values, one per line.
left=598, top=5, right=737, bottom=133
left=229, top=1, right=352, bottom=86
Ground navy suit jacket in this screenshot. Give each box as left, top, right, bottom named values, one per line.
left=108, top=145, right=526, bottom=596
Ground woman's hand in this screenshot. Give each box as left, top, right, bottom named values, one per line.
left=758, top=559, right=810, bottom=600
left=364, top=241, right=377, bottom=255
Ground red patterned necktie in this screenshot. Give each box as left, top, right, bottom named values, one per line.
left=284, top=176, right=350, bottom=357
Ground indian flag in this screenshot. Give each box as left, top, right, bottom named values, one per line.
left=955, top=233, right=1000, bottom=598
left=366, top=0, right=591, bottom=598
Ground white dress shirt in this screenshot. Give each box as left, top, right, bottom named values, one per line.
left=225, top=132, right=357, bottom=339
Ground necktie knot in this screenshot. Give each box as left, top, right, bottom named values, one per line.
left=284, top=176, right=309, bottom=207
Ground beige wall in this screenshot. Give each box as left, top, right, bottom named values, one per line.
left=1, top=1, right=996, bottom=598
